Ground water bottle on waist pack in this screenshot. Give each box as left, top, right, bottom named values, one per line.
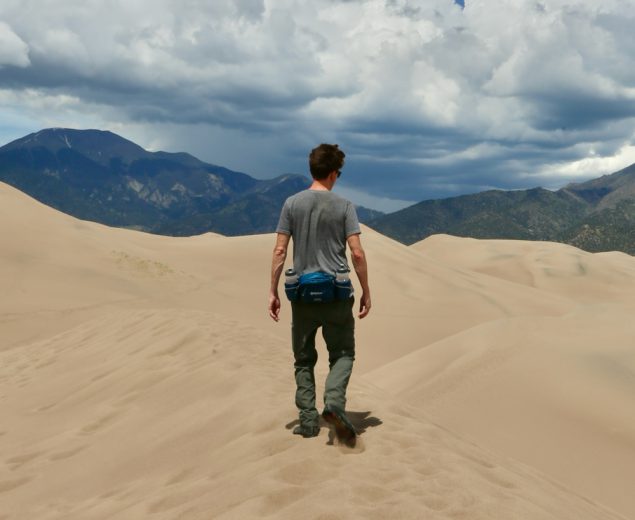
left=335, top=263, right=354, bottom=300
left=284, top=268, right=299, bottom=301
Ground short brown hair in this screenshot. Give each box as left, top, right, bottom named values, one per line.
left=309, top=144, right=345, bottom=180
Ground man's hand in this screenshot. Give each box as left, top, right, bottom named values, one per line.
left=347, top=233, right=371, bottom=319
left=358, top=291, right=371, bottom=319
left=269, top=292, right=281, bottom=322
left=269, top=233, right=290, bottom=323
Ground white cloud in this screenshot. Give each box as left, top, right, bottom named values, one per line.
left=0, top=21, right=30, bottom=68
left=535, top=141, right=635, bottom=182
left=1, top=0, right=635, bottom=203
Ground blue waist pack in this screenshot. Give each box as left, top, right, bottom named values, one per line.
left=285, top=271, right=353, bottom=303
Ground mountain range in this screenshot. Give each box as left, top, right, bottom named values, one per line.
left=0, top=128, right=382, bottom=237
left=369, top=163, right=635, bottom=254
left=1, top=128, right=633, bottom=254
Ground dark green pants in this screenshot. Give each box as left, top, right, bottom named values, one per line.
left=291, top=298, right=355, bottom=428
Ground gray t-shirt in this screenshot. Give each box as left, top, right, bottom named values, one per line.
left=276, top=189, right=361, bottom=276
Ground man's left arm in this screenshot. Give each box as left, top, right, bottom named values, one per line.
left=269, top=233, right=291, bottom=322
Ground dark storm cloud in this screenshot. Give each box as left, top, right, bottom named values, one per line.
left=1, top=0, right=635, bottom=208
left=527, top=93, right=635, bottom=131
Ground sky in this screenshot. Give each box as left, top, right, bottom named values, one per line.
left=1, top=0, right=635, bottom=212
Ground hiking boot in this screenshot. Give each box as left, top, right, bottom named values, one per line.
left=293, top=424, right=320, bottom=438
left=322, top=405, right=356, bottom=446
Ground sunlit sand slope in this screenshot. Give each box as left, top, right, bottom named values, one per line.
left=0, top=183, right=631, bottom=519
left=369, top=234, right=635, bottom=516
left=0, top=309, right=626, bottom=519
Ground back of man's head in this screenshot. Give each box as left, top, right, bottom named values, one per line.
left=309, top=144, right=345, bottom=180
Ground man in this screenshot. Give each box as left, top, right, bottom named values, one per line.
left=268, top=143, right=371, bottom=443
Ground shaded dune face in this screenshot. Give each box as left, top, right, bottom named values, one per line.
left=1, top=182, right=633, bottom=519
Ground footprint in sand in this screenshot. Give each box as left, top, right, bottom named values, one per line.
left=114, top=391, right=140, bottom=407
left=35, top=358, right=56, bottom=369
left=452, top=447, right=498, bottom=469
left=259, top=486, right=309, bottom=516
left=91, top=369, right=117, bottom=382
left=151, top=331, right=202, bottom=358
left=422, top=495, right=450, bottom=512
left=275, top=458, right=332, bottom=486
left=6, top=451, right=42, bottom=470
left=478, top=468, right=517, bottom=490
left=34, top=403, right=56, bottom=413
left=48, top=445, right=86, bottom=461
left=79, top=410, right=121, bottom=436
left=146, top=484, right=210, bottom=514
left=165, top=467, right=196, bottom=486
left=0, top=476, right=33, bottom=493
left=337, top=436, right=365, bottom=454
left=99, top=486, right=128, bottom=499
left=351, top=483, right=393, bottom=504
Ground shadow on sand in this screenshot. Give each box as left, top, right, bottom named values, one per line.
left=285, top=410, right=383, bottom=448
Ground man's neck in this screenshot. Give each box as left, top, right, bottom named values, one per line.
left=309, top=178, right=334, bottom=191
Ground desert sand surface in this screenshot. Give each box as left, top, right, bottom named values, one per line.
left=1, top=181, right=633, bottom=519
left=370, top=235, right=635, bottom=516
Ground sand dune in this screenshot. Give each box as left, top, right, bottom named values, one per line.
left=1, top=182, right=633, bottom=519
left=369, top=234, right=635, bottom=516
left=3, top=308, right=626, bottom=520
left=412, top=234, right=635, bottom=303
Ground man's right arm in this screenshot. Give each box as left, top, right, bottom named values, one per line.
left=268, top=232, right=290, bottom=322
left=347, top=233, right=371, bottom=319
